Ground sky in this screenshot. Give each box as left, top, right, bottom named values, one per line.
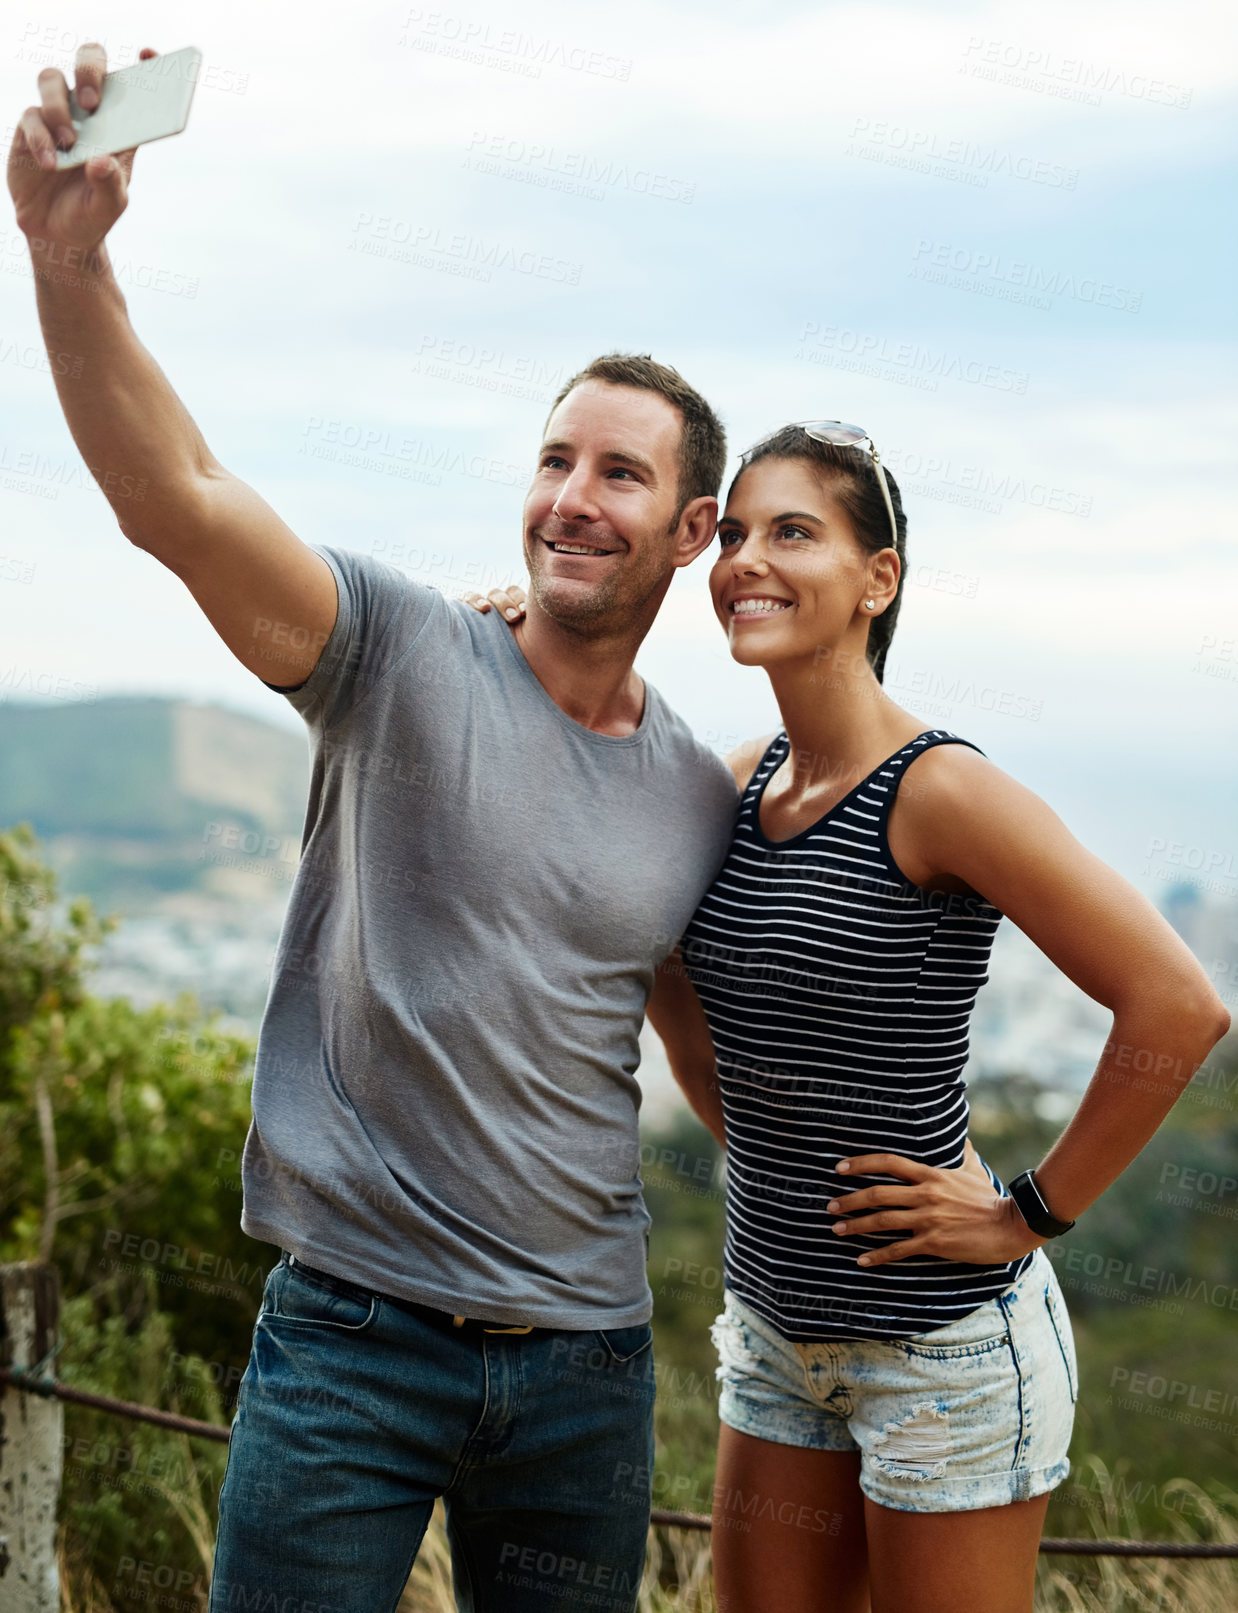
left=1, top=0, right=1236, bottom=915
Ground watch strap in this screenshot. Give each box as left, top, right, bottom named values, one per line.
left=1008, top=1169, right=1075, bottom=1238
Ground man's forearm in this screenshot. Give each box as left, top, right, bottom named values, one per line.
left=29, top=234, right=216, bottom=550
left=690, top=1080, right=726, bottom=1152
left=646, top=953, right=728, bottom=1149
left=666, top=1059, right=726, bottom=1150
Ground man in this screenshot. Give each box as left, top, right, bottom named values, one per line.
left=9, top=42, right=738, bottom=1613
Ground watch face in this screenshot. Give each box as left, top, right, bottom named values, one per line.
left=1012, top=1172, right=1073, bottom=1237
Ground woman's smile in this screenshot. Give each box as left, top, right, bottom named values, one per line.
left=728, top=593, right=795, bottom=618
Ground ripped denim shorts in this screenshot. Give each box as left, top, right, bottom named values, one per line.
left=709, top=1248, right=1076, bottom=1513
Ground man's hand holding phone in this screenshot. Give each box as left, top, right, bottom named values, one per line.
left=7, top=42, right=181, bottom=262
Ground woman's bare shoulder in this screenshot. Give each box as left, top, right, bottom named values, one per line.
left=723, top=731, right=781, bottom=792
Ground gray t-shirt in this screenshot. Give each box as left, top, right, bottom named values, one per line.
left=240, top=543, right=738, bottom=1328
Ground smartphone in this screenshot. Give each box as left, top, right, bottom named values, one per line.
left=55, top=45, right=202, bottom=169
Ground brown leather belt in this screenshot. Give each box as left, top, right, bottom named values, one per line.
left=453, top=1315, right=534, bottom=1334
left=285, top=1253, right=536, bottom=1335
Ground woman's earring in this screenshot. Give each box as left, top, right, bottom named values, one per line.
left=864, top=600, right=875, bottom=610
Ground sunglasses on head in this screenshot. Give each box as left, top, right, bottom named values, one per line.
left=740, top=420, right=899, bottom=552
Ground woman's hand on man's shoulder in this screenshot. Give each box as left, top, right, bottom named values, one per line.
left=460, top=583, right=527, bottom=622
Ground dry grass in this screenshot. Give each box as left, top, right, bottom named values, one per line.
left=58, top=1463, right=1236, bottom=1612
left=1033, top=1463, right=1238, bottom=1613
left=397, top=1500, right=460, bottom=1612
left=391, top=1463, right=1238, bottom=1613
left=58, top=1533, right=116, bottom=1613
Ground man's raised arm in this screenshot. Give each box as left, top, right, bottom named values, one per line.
left=7, top=41, right=337, bottom=688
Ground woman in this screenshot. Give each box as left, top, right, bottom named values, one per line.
left=467, top=421, right=1229, bottom=1613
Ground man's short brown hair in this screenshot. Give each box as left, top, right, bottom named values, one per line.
left=546, top=353, right=726, bottom=517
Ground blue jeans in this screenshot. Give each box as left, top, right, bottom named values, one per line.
left=209, top=1253, right=656, bottom=1613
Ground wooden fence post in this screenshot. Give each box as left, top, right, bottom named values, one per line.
left=0, top=1262, right=62, bottom=1612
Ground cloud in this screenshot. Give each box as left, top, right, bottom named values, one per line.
left=1, top=0, right=1234, bottom=891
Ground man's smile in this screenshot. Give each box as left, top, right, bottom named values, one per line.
left=545, top=539, right=616, bottom=556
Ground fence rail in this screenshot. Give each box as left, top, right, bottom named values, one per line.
left=4, top=1362, right=1236, bottom=1560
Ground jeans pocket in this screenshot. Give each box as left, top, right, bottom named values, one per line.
left=897, top=1330, right=1011, bottom=1363
left=593, top=1321, right=654, bottom=1365
left=899, top=1297, right=1010, bottom=1360
left=266, top=1260, right=379, bottom=1333
left=256, top=1260, right=281, bottom=1321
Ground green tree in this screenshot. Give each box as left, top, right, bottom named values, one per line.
left=0, top=825, right=267, bottom=1608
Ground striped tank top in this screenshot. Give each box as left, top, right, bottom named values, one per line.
left=681, top=728, right=1033, bottom=1342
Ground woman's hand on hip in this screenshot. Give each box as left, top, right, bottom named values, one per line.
left=827, top=1151, right=1045, bottom=1267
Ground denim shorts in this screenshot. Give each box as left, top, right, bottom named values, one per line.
left=709, top=1248, right=1076, bottom=1514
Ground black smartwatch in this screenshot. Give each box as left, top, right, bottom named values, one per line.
left=1008, top=1170, right=1075, bottom=1239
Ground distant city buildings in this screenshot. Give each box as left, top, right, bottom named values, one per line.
left=1161, top=880, right=1238, bottom=1014
left=85, top=879, right=1236, bottom=1130
left=11, top=696, right=1230, bottom=1110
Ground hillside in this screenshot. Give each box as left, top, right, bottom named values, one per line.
left=0, top=697, right=310, bottom=1021
left=0, top=696, right=309, bottom=907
